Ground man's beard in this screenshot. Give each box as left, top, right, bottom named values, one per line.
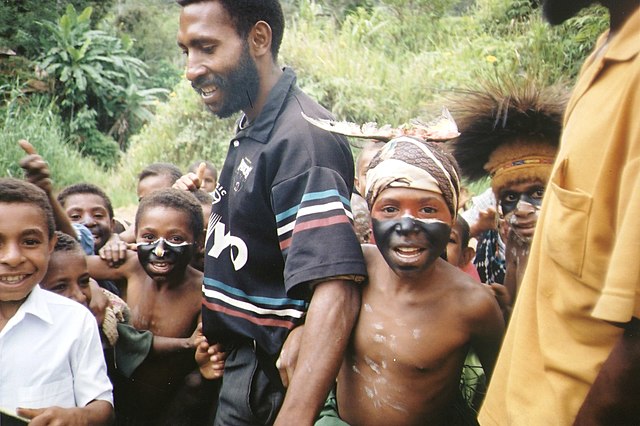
left=542, top=0, right=595, bottom=25
left=192, top=44, right=260, bottom=119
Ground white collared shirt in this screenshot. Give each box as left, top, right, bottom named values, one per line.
left=0, top=285, right=113, bottom=414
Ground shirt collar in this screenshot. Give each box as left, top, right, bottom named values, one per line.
left=18, top=285, right=54, bottom=325
left=236, top=67, right=297, bottom=144
left=601, top=6, right=640, bottom=62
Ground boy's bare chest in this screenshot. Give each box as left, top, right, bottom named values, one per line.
left=125, top=278, right=200, bottom=337
left=355, top=293, right=469, bottom=372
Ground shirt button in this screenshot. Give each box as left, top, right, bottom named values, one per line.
left=233, top=140, right=239, bottom=147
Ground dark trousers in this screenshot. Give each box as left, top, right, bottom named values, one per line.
left=214, top=341, right=284, bottom=426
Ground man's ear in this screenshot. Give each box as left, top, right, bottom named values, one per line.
left=249, top=21, right=272, bottom=58
left=462, top=246, right=475, bottom=266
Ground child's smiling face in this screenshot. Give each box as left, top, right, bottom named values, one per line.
left=371, top=187, right=453, bottom=274
left=136, top=206, right=195, bottom=282
left=41, top=249, right=92, bottom=308
left=63, top=193, right=114, bottom=251
left=0, top=202, right=56, bottom=302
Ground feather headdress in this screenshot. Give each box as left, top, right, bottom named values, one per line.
left=447, top=78, right=568, bottom=194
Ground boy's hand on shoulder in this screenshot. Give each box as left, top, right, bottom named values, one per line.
left=98, top=234, right=133, bottom=267
left=18, top=139, right=53, bottom=195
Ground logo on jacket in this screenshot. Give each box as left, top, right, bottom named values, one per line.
left=233, top=157, right=253, bottom=192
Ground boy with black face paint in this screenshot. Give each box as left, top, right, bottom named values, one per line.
left=280, top=137, right=504, bottom=426
left=87, top=188, right=218, bottom=425
left=449, top=79, right=566, bottom=310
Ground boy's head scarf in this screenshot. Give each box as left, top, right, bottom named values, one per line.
left=365, top=136, right=460, bottom=219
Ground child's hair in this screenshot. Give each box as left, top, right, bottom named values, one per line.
left=53, top=231, right=83, bottom=253
left=135, top=188, right=204, bottom=244
left=0, top=178, right=55, bottom=238
left=455, top=216, right=471, bottom=249
left=192, top=188, right=213, bottom=205
left=188, top=160, right=218, bottom=180
left=57, top=183, right=115, bottom=220
left=138, top=162, right=183, bottom=185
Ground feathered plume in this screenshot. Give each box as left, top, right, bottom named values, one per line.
left=302, top=107, right=460, bottom=143
left=447, top=78, right=568, bottom=182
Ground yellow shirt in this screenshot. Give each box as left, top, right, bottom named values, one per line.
left=479, top=7, right=640, bottom=425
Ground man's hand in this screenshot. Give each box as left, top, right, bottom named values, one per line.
left=173, top=162, right=206, bottom=192
left=18, top=139, right=53, bottom=194
left=277, top=325, right=304, bottom=388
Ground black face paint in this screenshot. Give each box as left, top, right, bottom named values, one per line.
left=137, top=238, right=194, bottom=278
left=372, top=217, right=451, bottom=273
left=499, top=189, right=543, bottom=216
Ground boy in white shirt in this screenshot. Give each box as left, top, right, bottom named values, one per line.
left=0, top=178, right=113, bottom=425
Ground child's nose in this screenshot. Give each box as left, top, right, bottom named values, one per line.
left=153, top=238, right=166, bottom=257
left=0, top=242, right=25, bottom=267
left=70, top=285, right=88, bottom=306
left=514, top=199, right=536, bottom=216
left=81, top=212, right=96, bottom=226
left=394, top=217, right=420, bottom=235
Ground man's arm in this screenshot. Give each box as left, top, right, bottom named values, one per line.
left=274, top=279, right=360, bottom=426
left=573, top=318, right=640, bottom=425
left=17, top=400, right=114, bottom=426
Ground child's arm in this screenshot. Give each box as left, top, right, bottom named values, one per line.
left=98, top=231, right=135, bottom=268
left=18, top=139, right=77, bottom=238
left=16, top=401, right=113, bottom=426
left=468, top=287, right=506, bottom=381
left=87, top=251, right=138, bottom=281
left=193, top=322, right=227, bottom=380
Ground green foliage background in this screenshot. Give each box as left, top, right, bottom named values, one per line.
left=0, top=0, right=608, bottom=208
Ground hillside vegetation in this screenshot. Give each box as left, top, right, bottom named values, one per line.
left=0, top=0, right=607, bottom=207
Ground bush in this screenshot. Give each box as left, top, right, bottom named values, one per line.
left=38, top=5, right=168, bottom=157
left=104, top=79, right=235, bottom=206
left=0, top=0, right=114, bottom=58
left=0, top=92, right=109, bottom=190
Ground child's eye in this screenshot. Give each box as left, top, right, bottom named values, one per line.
left=23, top=238, right=42, bottom=247
left=202, top=45, right=215, bottom=54
left=381, top=206, right=399, bottom=214
left=502, top=193, right=518, bottom=203
left=169, top=236, right=186, bottom=244
left=141, top=234, right=156, bottom=241
left=69, top=214, right=81, bottom=220
left=532, top=189, right=545, bottom=199
left=420, top=206, right=437, bottom=214
left=79, top=276, right=91, bottom=288
left=50, top=283, right=67, bottom=293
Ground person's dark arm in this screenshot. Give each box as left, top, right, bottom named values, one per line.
left=274, top=279, right=360, bottom=426
left=573, top=318, right=640, bottom=425
left=18, top=139, right=77, bottom=238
